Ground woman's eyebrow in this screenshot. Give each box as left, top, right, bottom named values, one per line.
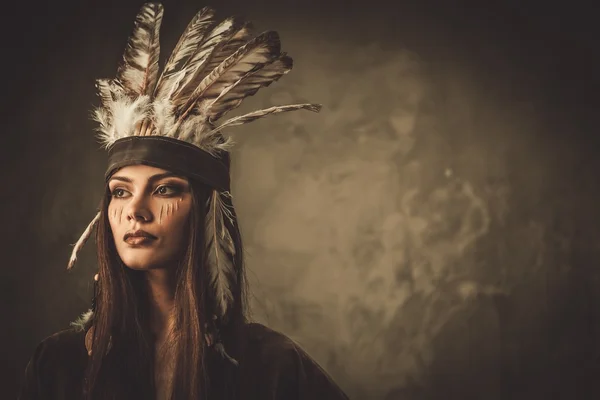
left=109, top=172, right=186, bottom=185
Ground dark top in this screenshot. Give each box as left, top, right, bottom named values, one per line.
left=18, top=322, right=349, bottom=400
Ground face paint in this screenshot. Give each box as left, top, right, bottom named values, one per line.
left=107, top=165, right=192, bottom=271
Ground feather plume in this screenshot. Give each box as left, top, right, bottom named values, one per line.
left=91, top=4, right=321, bottom=152
left=207, top=53, right=293, bottom=122
left=207, top=103, right=322, bottom=134
left=169, top=17, right=242, bottom=102
left=196, top=22, right=254, bottom=80
left=205, top=190, right=236, bottom=319
left=95, top=79, right=126, bottom=112
left=67, top=211, right=101, bottom=270
left=177, top=115, right=213, bottom=143
left=152, top=97, right=176, bottom=137
left=94, top=94, right=152, bottom=148
left=116, top=3, right=164, bottom=96
left=173, top=22, right=254, bottom=109
left=176, top=31, right=281, bottom=124
left=154, top=7, right=216, bottom=99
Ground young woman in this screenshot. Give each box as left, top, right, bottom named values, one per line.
left=19, top=3, right=348, bottom=400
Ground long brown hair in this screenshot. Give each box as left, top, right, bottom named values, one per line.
left=82, top=175, right=249, bottom=400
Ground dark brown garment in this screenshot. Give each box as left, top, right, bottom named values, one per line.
left=18, top=322, right=349, bottom=400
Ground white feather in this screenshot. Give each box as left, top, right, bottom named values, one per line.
left=94, top=94, right=152, bottom=147
left=152, top=98, right=176, bottom=137
left=70, top=308, right=94, bottom=331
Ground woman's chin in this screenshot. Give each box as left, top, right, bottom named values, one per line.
left=120, top=254, right=164, bottom=271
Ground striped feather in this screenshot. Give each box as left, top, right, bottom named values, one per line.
left=116, top=3, right=164, bottom=96
left=176, top=31, right=281, bottom=124
left=95, top=79, right=125, bottom=109
left=154, top=7, right=216, bottom=99
left=169, top=17, right=242, bottom=102
left=67, top=212, right=101, bottom=270
left=207, top=53, right=293, bottom=122
left=173, top=22, right=254, bottom=109
left=208, top=103, right=322, bottom=134
left=205, top=190, right=237, bottom=319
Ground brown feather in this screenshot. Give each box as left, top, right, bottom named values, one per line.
left=207, top=53, right=293, bottom=122
left=205, top=191, right=236, bottom=319
left=208, top=103, right=322, bottom=134
left=169, top=17, right=243, bottom=103
left=116, top=3, right=164, bottom=96
left=175, top=31, right=281, bottom=125
left=172, top=22, right=254, bottom=109
left=154, top=7, right=216, bottom=99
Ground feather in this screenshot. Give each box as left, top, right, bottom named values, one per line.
left=205, top=190, right=237, bottom=319
left=154, top=6, right=216, bottom=99
left=197, top=22, right=254, bottom=81
left=94, top=94, right=152, bottom=148
left=215, top=342, right=239, bottom=366
left=152, top=98, right=176, bottom=137
left=177, top=115, right=213, bottom=143
left=207, top=103, right=322, bottom=134
left=70, top=309, right=94, bottom=331
left=67, top=212, right=101, bottom=270
left=169, top=17, right=242, bottom=103
left=116, top=3, right=164, bottom=96
left=173, top=22, right=254, bottom=109
left=207, top=53, right=293, bottom=122
left=176, top=31, right=281, bottom=124
left=95, top=79, right=126, bottom=110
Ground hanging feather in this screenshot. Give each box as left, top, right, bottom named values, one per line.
left=215, top=341, right=239, bottom=366
left=116, top=3, right=164, bottom=96
left=70, top=308, right=94, bottom=331
left=67, top=211, right=101, bottom=270
left=206, top=53, right=293, bottom=122
left=206, top=103, right=322, bottom=135
left=154, top=6, right=216, bottom=99
left=205, top=190, right=237, bottom=320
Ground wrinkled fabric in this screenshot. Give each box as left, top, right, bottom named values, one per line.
left=18, top=322, right=349, bottom=400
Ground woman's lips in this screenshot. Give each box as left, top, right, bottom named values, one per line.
left=125, top=236, right=156, bottom=246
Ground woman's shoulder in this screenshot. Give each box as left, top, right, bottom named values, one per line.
left=241, top=322, right=308, bottom=367
left=243, top=322, right=297, bottom=349
left=28, top=326, right=88, bottom=363
left=19, top=328, right=88, bottom=399
left=239, top=322, right=350, bottom=399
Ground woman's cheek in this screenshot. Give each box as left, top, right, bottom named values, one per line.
left=158, top=197, right=185, bottom=225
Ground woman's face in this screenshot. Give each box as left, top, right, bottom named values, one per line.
left=107, top=164, right=193, bottom=270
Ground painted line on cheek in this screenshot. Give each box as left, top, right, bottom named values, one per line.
left=119, top=207, right=123, bottom=224
left=159, top=204, right=163, bottom=225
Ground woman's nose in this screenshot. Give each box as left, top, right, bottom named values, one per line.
left=125, top=195, right=153, bottom=222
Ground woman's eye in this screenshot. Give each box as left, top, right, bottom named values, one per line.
left=155, top=185, right=180, bottom=196
left=111, top=188, right=129, bottom=198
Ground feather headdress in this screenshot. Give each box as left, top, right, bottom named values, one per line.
left=67, top=2, right=321, bottom=362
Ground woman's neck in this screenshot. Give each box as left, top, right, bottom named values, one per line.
left=145, top=268, right=176, bottom=342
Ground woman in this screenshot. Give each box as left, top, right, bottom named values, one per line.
left=19, top=3, right=349, bottom=400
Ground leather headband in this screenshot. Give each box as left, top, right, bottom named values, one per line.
left=105, top=136, right=230, bottom=192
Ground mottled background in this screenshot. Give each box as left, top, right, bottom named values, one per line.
left=2, top=0, right=599, bottom=399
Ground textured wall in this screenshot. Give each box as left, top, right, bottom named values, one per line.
left=2, top=1, right=599, bottom=399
